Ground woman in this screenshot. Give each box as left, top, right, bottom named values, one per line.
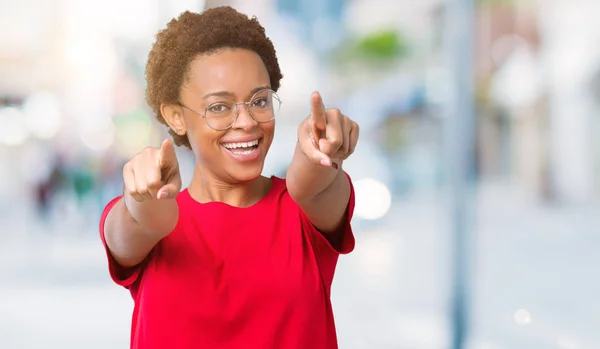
left=100, top=6, right=359, bottom=349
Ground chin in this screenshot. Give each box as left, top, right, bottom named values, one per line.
left=228, top=163, right=265, bottom=183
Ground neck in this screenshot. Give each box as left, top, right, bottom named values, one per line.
left=187, top=164, right=270, bottom=208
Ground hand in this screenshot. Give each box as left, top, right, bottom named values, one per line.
left=123, top=138, right=182, bottom=202
left=298, top=91, right=359, bottom=168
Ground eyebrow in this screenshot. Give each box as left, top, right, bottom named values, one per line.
left=202, top=85, right=271, bottom=100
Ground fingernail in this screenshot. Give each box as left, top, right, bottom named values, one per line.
left=320, top=159, right=331, bottom=167
left=157, top=191, right=164, bottom=199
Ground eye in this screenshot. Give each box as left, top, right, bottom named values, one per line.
left=207, top=104, right=231, bottom=114
left=252, top=98, right=269, bottom=108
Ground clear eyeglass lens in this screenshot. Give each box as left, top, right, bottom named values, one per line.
left=205, top=103, right=235, bottom=130
left=204, top=89, right=281, bottom=130
left=249, top=89, right=280, bottom=122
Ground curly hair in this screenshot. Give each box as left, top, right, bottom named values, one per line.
left=145, top=6, right=283, bottom=148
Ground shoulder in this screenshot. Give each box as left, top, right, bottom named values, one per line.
left=174, top=188, right=193, bottom=208
left=270, top=175, right=288, bottom=194
left=266, top=175, right=297, bottom=207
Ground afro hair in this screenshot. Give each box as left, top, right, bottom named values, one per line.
left=145, top=6, right=283, bottom=148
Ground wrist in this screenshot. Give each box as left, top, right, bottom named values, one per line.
left=123, top=191, right=177, bottom=237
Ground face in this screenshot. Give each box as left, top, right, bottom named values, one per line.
left=163, top=48, right=275, bottom=184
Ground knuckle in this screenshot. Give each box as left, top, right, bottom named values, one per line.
left=143, top=146, right=155, bottom=153
left=141, top=147, right=158, bottom=159
left=136, top=184, right=148, bottom=194
left=329, top=137, right=342, bottom=147
left=147, top=177, right=162, bottom=189
left=327, top=108, right=342, bottom=119
left=127, top=188, right=138, bottom=197
left=137, top=148, right=149, bottom=158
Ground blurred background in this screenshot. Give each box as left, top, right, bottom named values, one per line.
left=1, top=0, right=599, bottom=348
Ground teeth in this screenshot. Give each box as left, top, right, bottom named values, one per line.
left=233, top=149, right=254, bottom=155
left=223, top=139, right=259, bottom=149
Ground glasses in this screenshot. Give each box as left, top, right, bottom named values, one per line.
left=179, top=88, right=282, bottom=131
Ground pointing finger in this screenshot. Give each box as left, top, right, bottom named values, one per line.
left=310, top=91, right=327, bottom=131
left=158, top=138, right=177, bottom=169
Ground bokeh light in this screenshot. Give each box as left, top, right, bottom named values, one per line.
left=0, top=107, right=29, bottom=146
left=514, top=309, right=532, bottom=325
left=354, top=178, right=392, bottom=220
left=22, top=92, right=62, bottom=140
left=114, top=110, right=153, bottom=157
left=80, top=120, right=116, bottom=152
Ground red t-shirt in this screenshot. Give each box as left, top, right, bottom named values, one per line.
left=99, top=175, right=355, bottom=349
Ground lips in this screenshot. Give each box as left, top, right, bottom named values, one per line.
left=222, top=139, right=259, bottom=150
left=221, top=137, right=262, bottom=162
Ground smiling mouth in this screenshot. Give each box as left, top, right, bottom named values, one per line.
left=221, top=139, right=260, bottom=155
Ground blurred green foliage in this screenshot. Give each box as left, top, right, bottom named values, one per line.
left=354, top=30, right=408, bottom=61
left=332, top=29, right=409, bottom=68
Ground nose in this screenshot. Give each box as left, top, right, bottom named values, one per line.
left=231, top=103, right=258, bottom=131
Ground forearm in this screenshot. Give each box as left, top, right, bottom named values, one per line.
left=104, top=193, right=178, bottom=267
left=286, top=143, right=344, bottom=203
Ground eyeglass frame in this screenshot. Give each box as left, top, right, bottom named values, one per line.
left=177, top=88, right=282, bottom=131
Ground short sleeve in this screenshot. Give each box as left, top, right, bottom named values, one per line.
left=300, top=171, right=356, bottom=255
left=99, top=196, right=147, bottom=289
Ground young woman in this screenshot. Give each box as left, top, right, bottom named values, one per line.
left=100, top=6, right=359, bottom=349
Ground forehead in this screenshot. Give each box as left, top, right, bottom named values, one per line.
left=185, top=48, right=270, bottom=95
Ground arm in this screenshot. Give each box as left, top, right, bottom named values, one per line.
left=286, top=92, right=359, bottom=233
left=104, top=193, right=178, bottom=268
left=104, top=139, right=182, bottom=268
left=286, top=145, right=350, bottom=233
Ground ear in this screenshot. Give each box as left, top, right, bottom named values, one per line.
left=160, top=103, right=187, bottom=136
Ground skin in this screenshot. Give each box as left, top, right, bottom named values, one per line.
left=104, top=48, right=359, bottom=268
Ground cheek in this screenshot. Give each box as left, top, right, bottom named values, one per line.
left=186, top=120, right=225, bottom=158
left=261, top=121, right=275, bottom=137
left=260, top=121, right=275, bottom=148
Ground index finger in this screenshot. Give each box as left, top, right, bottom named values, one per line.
left=310, top=91, right=327, bottom=130
left=158, top=138, right=177, bottom=169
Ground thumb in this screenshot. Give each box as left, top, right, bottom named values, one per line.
left=156, top=183, right=180, bottom=200
left=158, top=138, right=177, bottom=169
left=299, top=130, right=334, bottom=168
